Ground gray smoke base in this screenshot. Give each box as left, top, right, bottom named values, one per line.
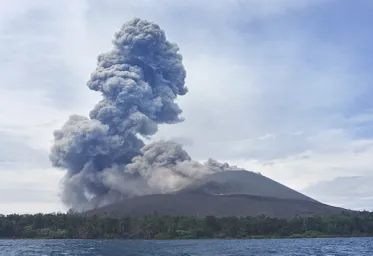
left=50, top=18, right=241, bottom=211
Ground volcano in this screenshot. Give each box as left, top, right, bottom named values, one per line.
left=85, top=170, right=349, bottom=218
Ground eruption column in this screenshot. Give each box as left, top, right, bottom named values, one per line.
left=50, top=18, right=238, bottom=211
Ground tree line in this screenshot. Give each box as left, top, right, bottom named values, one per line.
left=1, top=211, right=373, bottom=239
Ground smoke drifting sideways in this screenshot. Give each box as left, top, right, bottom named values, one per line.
left=50, top=18, right=241, bottom=212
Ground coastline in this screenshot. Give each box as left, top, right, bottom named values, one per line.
left=2, top=212, right=373, bottom=240
left=1, top=235, right=373, bottom=240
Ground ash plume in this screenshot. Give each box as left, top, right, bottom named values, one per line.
left=50, top=18, right=240, bottom=211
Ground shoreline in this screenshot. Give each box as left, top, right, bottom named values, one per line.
left=1, top=235, right=373, bottom=240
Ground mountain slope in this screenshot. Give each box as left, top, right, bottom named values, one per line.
left=179, top=170, right=317, bottom=202
left=85, top=193, right=347, bottom=218
left=85, top=170, right=350, bottom=218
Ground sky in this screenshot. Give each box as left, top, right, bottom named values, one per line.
left=1, top=0, right=373, bottom=214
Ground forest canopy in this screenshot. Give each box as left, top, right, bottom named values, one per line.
left=1, top=211, right=373, bottom=239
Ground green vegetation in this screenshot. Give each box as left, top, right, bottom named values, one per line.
left=1, top=211, right=373, bottom=239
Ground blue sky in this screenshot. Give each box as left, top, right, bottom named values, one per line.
left=1, top=0, right=373, bottom=213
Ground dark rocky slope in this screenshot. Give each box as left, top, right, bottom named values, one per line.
left=179, top=170, right=317, bottom=201
left=85, top=171, right=349, bottom=218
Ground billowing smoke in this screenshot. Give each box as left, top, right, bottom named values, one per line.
left=50, top=18, right=241, bottom=211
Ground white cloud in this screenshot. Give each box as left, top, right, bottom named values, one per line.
left=0, top=0, right=89, bottom=214
left=235, top=131, right=373, bottom=191
left=302, top=176, right=373, bottom=211
left=0, top=203, right=65, bottom=215
left=0, top=168, right=66, bottom=214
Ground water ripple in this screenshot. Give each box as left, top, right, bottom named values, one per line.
left=0, top=238, right=371, bottom=256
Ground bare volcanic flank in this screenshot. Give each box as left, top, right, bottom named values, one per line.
left=179, top=170, right=317, bottom=202
left=85, top=171, right=349, bottom=218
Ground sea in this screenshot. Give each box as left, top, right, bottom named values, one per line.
left=0, top=238, right=371, bottom=255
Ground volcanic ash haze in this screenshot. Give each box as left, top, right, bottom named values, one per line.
left=50, top=18, right=242, bottom=211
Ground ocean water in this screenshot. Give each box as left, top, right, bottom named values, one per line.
left=0, top=238, right=371, bottom=256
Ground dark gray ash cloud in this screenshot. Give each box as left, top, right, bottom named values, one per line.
left=50, top=18, right=239, bottom=211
